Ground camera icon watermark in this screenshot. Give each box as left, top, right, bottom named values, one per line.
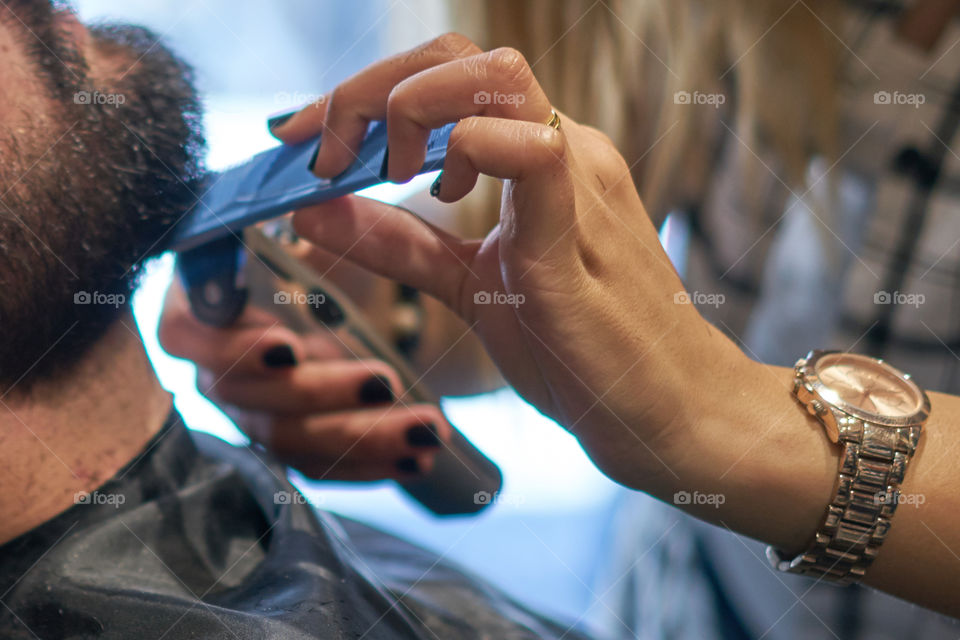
left=473, top=90, right=526, bottom=108
left=73, top=90, right=126, bottom=108
left=274, top=290, right=326, bottom=308
left=674, top=290, right=725, bottom=308
left=74, top=291, right=126, bottom=308
left=673, top=490, right=725, bottom=508
left=273, top=490, right=310, bottom=505
left=873, top=290, right=924, bottom=308
left=874, top=490, right=925, bottom=508
left=473, top=290, right=525, bottom=308
left=873, top=90, right=925, bottom=108
left=74, top=490, right=126, bottom=508
left=673, top=90, right=726, bottom=108
left=473, top=490, right=525, bottom=507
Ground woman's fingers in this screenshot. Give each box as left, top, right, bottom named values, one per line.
left=201, top=358, right=403, bottom=415
left=384, top=47, right=554, bottom=182
left=159, top=279, right=308, bottom=375
left=293, top=194, right=479, bottom=310
left=269, top=404, right=453, bottom=480
left=443, top=116, right=576, bottom=256
left=304, top=33, right=482, bottom=176
left=267, top=101, right=328, bottom=144
left=292, top=117, right=573, bottom=308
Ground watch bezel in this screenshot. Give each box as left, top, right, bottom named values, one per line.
left=801, top=350, right=930, bottom=428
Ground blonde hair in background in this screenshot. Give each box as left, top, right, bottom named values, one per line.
left=449, top=0, right=843, bottom=229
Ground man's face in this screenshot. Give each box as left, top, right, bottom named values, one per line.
left=0, top=1, right=204, bottom=390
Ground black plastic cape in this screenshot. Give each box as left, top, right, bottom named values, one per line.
left=0, top=412, right=589, bottom=639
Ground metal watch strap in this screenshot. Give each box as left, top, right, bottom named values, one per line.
left=767, top=422, right=921, bottom=584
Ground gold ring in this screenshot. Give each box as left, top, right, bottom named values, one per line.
left=545, top=108, right=561, bottom=130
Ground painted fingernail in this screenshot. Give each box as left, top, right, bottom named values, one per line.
left=406, top=423, right=440, bottom=448
left=359, top=375, right=394, bottom=405
left=395, top=457, right=420, bottom=474
left=267, top=112, right=294, bottom=133
left=429, top=173, right=443, bottom=198
left=380, top=147, right=390, bottom=181
left=307, top=145, right=320, bottom=173
left=263, top=344, right=297, bottom=368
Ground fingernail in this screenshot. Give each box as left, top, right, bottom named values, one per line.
left=263, top=344, right=297, bottom=368
left=406, top=423, right=441, bottom=448
left=429, top=173, right=443, bottom=198
left=358, top=375, right=394, bottom=405
left=307, top=145, right=320, bottom=173
left=379, top=147, right=390, bottom=181
left=395, top=457, right=420, bottom=474
left=267, top=112, right=294, bottom=133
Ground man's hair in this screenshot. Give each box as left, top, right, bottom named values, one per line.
left=0, top=4, right=204, bottom=391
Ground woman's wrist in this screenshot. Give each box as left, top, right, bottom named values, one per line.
left=639, top=335, right=840, bottom=554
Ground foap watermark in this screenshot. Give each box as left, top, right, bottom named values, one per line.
left=673, top=90, right=726, bottom=108
left=274, top=290, right=326, bottom=308
left=473, top=490, right=525, bottom=508
left=874, top=290, right=924, bottom=308
left=874, top=491, right=925, bottom=508
left=273, top=490, right=314, bottom=505
left=474, top=90, right=526, bottom=108
left=73, top=90, right=126, bottom=108
left=274, top=91, right=325, bottom=109
left=474, top=290, right=525, bottom=308
left=74, top=490, right=126, bottom=508
left=674, top=290, right=725, bottom=308
left=874, top=91, right=925, bottom=108
left=673, top=490, right=725, bottom=509
left=74, top=291, right=126, bottom=308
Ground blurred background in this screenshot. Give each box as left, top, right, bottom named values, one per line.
left=71, top=2, right=679, bottom=636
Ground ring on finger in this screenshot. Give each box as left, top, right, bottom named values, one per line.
left=544, top=108, right=561, bottom=131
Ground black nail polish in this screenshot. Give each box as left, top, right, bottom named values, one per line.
left=406, top=423, right=441, bottom=448
left=267, top=112, right=294, bottom=133
left=359, top=375, right=393, bottom=405
left=307, top=145, right=320, bottom=173
left=429, top=173, right=442, bottom=198
left=379, top=147, right=390, bottom=181
left=263, top=344, right=297, bottom=368
left=395, top=457, right=420, bottom=474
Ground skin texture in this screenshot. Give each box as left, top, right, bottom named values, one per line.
left=0, top=4, right=201, bottom=542
left=3, top=10, right=959, bottom=622
left=267, top=34, right=957, bottom=617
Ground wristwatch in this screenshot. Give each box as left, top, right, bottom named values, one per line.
left=766, top=350, right=930, bottom=584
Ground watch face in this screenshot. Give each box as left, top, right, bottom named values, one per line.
left=814, top=352, right=923, bottom=419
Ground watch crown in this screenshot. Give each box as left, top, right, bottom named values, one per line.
left=811, top=400, right=827, bottom=415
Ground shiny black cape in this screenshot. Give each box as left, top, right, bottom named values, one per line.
left=0, top=413, right=588, bottom=639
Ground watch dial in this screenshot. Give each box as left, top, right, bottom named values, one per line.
left=815, top=353, right=922, bottom=418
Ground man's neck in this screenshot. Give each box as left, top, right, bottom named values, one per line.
left=0, top=314, right=172, bottom=544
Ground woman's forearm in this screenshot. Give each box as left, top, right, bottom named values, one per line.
left=638, top=335, right=960, bottom=617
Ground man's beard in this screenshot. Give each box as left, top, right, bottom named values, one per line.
left=0, top=4, right=205, bottom=390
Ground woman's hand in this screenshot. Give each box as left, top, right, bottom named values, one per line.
left=158, top=277, right=454, bottom=481
left=254, top=33, right=960, bottom=618
left=272, top=33, right=752, bottom=489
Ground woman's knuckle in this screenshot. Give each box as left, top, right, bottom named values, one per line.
left=583, top=125, right=616, bottom=148
left=488, top=47, right=532, bottom=86
left=433, top=32, right=480, bottom=58
left=386, top=82, right=417, bottom=120
left=324, top=85, right=349, bottom=121
left=528, top=126, right=566, bottom=164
